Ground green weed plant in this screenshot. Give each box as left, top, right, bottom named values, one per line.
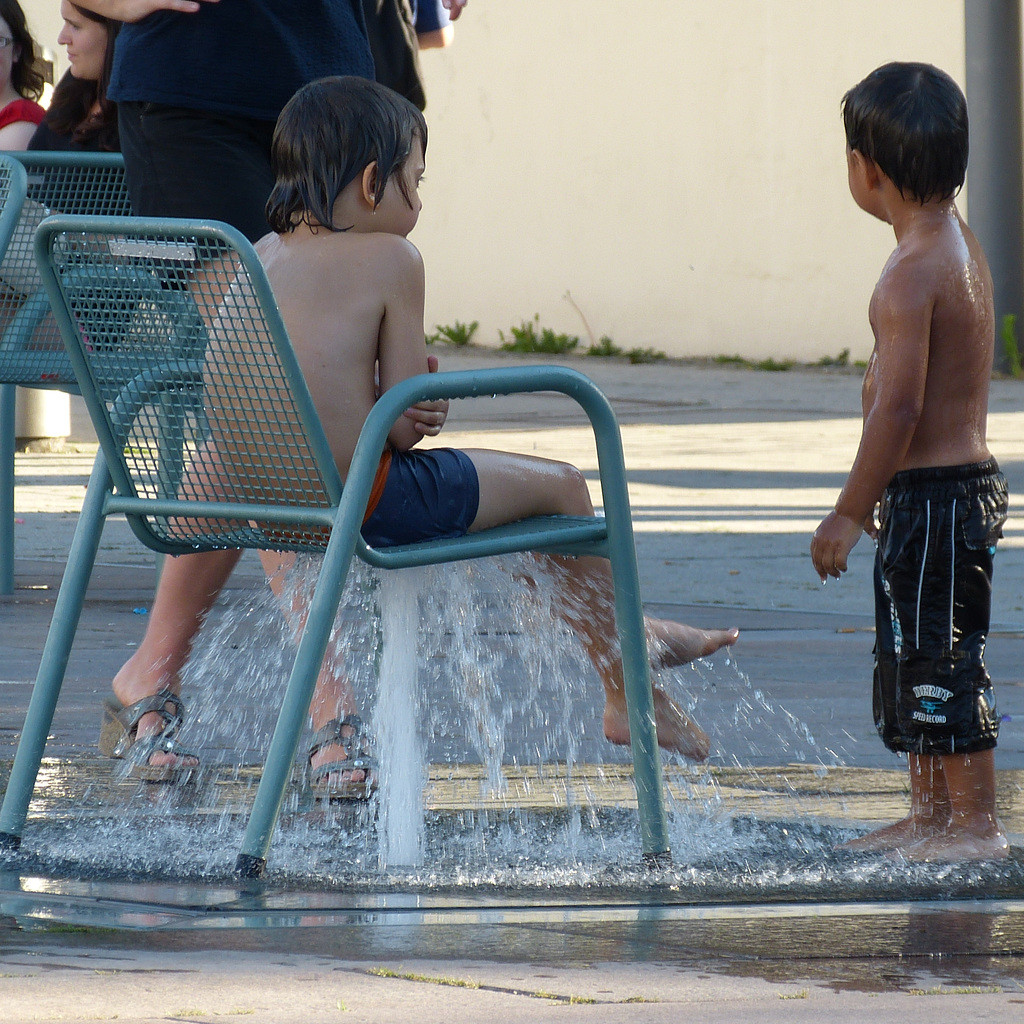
left=427, top=319, right=478, bottom=347
left=1002, top=313, right=1022, bottom=377
left=500, top=314, right=579, bottom=354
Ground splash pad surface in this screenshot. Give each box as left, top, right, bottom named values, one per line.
left=4, top=358, right=1024, bottom=989
left=2, top=755, right=1022, bottom=930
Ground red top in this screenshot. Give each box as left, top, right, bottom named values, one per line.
left=0, top=98, right=46, bottom=130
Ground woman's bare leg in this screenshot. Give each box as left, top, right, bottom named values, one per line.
left=464, top=449, right=737, bottom=760
left=111, top=548, right=241, bottom=769
left=109, top=443, right=246, bottom=769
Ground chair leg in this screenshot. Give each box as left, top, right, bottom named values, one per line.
left=608, top=545, right=672, bottom=866
left=0, top=453, right=111, bottom=849
left=0, top=383, right=15, bottom=596
left=235, top=528, right=362, bottom=877
left=600, top=457, right=671, bottom=865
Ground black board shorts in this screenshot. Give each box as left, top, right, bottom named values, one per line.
left=873, top=459, right=1008, bottom=755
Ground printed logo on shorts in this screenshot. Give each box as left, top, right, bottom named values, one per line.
left=912, top=685, right=954, bottom=702
left=911, top=684, right=952, bottom=725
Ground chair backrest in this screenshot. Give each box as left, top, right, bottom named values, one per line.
left=35, top=214, right=345, bottom=555
left=0, top=152, right=131, bottom=387
left=0, top=157, right=25, bottom=273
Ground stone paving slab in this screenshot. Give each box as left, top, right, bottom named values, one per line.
left=5, top=758, right=1023, bottom=833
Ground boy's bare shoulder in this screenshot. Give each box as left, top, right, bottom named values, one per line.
left=313, top=229, right=420, bottom=262
left=305, top=230, right=421, bottom=281
left=871, top=241, right=937, bottom=324
left=356, top=232, right=424, bottom=274
left=257, top=228, right=420, bottom=260
left=875, top=221, right=978, bottom=315
left=256, top=230, right=422, bottom=292
left=883, top=215, right=985, bottom=292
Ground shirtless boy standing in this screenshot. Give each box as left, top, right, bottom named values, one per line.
left=811, top=62, right=1009, bottom=862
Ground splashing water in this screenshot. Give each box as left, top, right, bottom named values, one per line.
left=374, top=568, right=424, bottom=869
left=6, top=552, right=942, bottom=895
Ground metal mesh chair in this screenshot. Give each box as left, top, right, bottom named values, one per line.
left=0, top=215, right=670, bottom=876
left=0, top=152, right=131, bottom=594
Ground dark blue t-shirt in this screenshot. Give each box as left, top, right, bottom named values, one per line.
left=412, top=1, right=451, bottom=34
left=109, top=0, right=374, bottom=122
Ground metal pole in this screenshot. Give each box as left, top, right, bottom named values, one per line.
left=0, top=384, right=14, bottom=594
left=965, top=0, right=1024, bottom=370
left=0, top=453, right=111, bottom=847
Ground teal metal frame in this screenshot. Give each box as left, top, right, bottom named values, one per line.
left=0, top=214, right=670, bottom=876
left=0, top=155, right=26, bottom=597
left=0, top=152, right=131, bottom=595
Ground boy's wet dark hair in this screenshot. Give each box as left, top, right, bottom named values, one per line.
left=267, top=76, right=427, bottom=233
left=842, top=62, right=968, bottom=203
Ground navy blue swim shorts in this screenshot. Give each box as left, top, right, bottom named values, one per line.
left=360, top=447, right=480, bottom=548
left=873, top=458, right=1008, bottom=756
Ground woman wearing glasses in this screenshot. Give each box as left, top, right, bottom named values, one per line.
left=0, top=0, right=46, bottom=150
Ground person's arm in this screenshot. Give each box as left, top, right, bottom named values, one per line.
left=810, top=263, right=932, bottom=580
left=403, top=353, right=449, bottom=434
left=375, top=237, right=448, bottom=451
left=0, top=121, right=40, bottom=150
left=70, top=0, right=217, bottom=22
left=441, top=0, right=466, bottom=20
left=417, top=0, right=456, bottom=48
left=418, top=26, right=455, bottom=48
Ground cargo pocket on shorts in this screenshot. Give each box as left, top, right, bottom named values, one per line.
left=957, top=487, right=1007, bottom=552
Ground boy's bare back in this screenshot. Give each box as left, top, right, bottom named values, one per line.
left=814, top=189, right=997, bottom=572
left=864, top=206, right=995, bottom=473
left=255, top=224, right=430, bottom=476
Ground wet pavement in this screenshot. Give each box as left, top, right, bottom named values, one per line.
left=3, top=351, right=1024, bottom=1021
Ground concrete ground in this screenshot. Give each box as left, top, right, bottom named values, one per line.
left=3, top=351, right=1024, bottom=1021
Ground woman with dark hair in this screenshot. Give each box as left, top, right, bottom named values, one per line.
left=0, top=0, right=46, bottom=149
left=29, top=1, right=119, bottom=151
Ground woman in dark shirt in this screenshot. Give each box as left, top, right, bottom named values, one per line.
left=29, top=1, right=118, bottom=152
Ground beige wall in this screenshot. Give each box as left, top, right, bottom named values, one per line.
left=23, top=0, right=66, bottom=91
left=22, top=1, right=969, bottom=362
left=417, top=1, right=967, bottom=361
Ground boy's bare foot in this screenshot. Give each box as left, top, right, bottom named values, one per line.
left=111, top=657, right=199, bottom=771
left=647, top=621, right=739, bottom=670
left=603, top=686, right=710, bottom=762
left=600, top=621, right=735, bottom=761
left=841, top=811, right=1010, bottom=862
left=896, top=828, right=1010, bottom=863
left=838, top=814, right=937, bottom=853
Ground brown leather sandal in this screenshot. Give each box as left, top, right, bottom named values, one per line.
left=98, top=688, right=198, bottom=783
left=307, top=714, right=377, bottom=801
